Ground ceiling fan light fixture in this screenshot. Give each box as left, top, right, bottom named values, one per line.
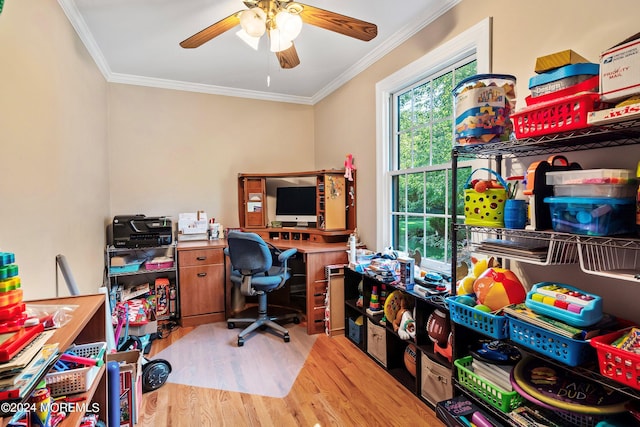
left=236, top=29, right=261, bottom=50
left=275, top=10, right=302, bottom=41
left=239, top=7, right=266, bottom=38
left=269, top=28, right=293, bottom=53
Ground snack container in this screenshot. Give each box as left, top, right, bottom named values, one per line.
left=544, top=196, right=635, bottom=236
left=453, top=74, right=517, bottom=146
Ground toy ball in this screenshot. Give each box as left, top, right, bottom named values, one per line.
left=456, top=295, right=476, bottom=307
left=473, top=267, right=526, bottom=311
left=427, top=309, right=450, bottom=346
left=475, top=304, right=492, bottom=313
left=404, top=343, right=417, bottom=377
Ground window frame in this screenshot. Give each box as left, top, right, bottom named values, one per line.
left=375, top=18, right=492, bottom=260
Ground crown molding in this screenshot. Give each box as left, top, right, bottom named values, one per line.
left=59, top=0, right=459, bottom=106
left=311, top=0, right=461, bottom=104
left=108, top=73, right=314, bottom=105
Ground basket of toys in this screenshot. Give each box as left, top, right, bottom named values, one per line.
left=591, top=327, right=640, bottom=390
left=511, top=92, right=600, bottom=139
left=447, top=294, right=509, bottom=339
left=45, top=342, right=107, bottom=397
left=463, top=168, right=508, bottom=227
left=455, top=355, right=524, bottom=413
left=507, top=316, right=593, bottom=366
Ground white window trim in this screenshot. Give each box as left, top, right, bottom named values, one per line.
left=375, top=17, right=492, bottom=251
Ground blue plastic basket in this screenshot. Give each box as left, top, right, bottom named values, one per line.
left=507, top=315, right=593, bottom=366
left=447, top=295, right=509, bottom=339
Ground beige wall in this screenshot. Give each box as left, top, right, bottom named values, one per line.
left=315, top=0, right=640, bottom=248
left=107, top=85, right=315, bottom=228
left=0, top=0, right=109, bottom=299
left=1, top=0, right=639, bottom=313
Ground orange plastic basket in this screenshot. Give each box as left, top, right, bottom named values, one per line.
left=512, top=92, right=600, bottom=139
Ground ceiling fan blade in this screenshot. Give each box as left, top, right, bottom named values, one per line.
left=276, top=44, right=300, bottom=69
left=298, top=4, right=377, bottom=42
left=180, top=12, right=242, bottom=48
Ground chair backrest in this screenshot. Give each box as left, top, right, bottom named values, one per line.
left=226, top=231, right=273, bottom=276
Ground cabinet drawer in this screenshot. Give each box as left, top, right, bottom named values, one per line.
left=178, top=248, right=223, bottom=267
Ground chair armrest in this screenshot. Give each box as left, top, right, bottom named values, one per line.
left=278, top=248, right=297, bottom=263
left=223, top=247, right=230, bottom=256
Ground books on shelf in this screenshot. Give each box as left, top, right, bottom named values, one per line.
left=502, top=303, right=620, bottom=340
left=0, top=341, right=59, bottom=400
left=476, top=238, right=549, bottom=262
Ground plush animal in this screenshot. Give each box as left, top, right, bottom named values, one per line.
left=397, top=309, right=416, bottom=340
left=344, top=154, right=356, bottom=181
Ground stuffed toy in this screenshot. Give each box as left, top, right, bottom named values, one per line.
left=397, top=309, right=416, bottom=340
left=344, top=154, right=356, bottom=181
left=393, top=294, right=416, bottom=340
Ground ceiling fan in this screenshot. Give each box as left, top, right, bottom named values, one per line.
left=180, top=0, right=378, bottom=69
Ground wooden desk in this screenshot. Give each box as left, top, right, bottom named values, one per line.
left=0, top=294, right=108, bottom=427
left=225, top=239, right=348, bottom=335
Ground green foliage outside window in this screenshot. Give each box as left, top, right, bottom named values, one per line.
left=392, top=60, right=476, bottom=264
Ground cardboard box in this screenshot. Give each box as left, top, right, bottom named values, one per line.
left=588, top=102, right=640, bottom=125
left=107, top=350, right=144, bottom=427
left=600, top=37, right=640, bottom=101
left=535, top=49, right=590, bottom=74
left=366, top=319, right=387, bottom=366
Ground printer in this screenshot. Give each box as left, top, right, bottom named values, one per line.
left=112, top=215, right=173, bottom=248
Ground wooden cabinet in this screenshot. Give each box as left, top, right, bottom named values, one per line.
left=317, top=173, right=347, bottom=230
left=240, top=177, right=267, bottom=228
left=237, top=170, right=356, bottom=243
left=0, top=294, right=109, bottom=426
left=177, top=241, right=227, bottom=327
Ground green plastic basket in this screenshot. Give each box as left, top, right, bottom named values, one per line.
left=454, top=356, right=523, bottom=413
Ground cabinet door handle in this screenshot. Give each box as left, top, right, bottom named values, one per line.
left=196, top=256, right=207, bottom=261
left=197, top=272, right=207, bottom=277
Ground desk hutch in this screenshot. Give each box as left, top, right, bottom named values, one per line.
left=235, top=169, right=356, bottom=334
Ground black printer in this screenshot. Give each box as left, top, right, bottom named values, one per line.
left=112, top=215, right=173, bottom=248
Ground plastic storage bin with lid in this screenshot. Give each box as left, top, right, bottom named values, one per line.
left=546, top=169, right=637, bottom=198
left=453, top=74, right=516, bottom=146
left=544, top=196, right=635, bottom=236
left=528, top=62, right=599, bottom=98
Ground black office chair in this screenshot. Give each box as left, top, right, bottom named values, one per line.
left=225, top=231, right=300, bottom=346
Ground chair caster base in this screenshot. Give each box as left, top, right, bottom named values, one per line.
left=238, top=337, right=245, bottom=347
left=284, top=333, right=290, bottom=343
left=293, top=317, right=300, bottom=324
left=227, top=322, right=235, bottom=329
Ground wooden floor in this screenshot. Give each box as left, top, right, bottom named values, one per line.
left=139, top=325, right=445, bottom=427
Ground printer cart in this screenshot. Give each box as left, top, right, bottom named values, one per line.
left=105, top=243, right=179, bottom=337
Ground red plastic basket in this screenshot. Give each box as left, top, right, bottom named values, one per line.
left=590, top=327, right=640, bottom=390
left=512, top=92, right=600, bottom=139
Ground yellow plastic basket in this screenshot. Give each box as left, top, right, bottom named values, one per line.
left=463, top=168, right=508, bottom=227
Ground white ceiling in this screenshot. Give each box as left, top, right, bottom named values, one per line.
left=59, top=0, right=459, bottom=105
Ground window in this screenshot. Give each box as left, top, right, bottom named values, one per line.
left=376, top=18, right=491, bottom=271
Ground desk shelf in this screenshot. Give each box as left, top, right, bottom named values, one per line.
left=0, top=294, right=108, bottom=427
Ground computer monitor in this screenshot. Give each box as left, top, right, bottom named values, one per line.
left=275, top=186, right=317, bottom=227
